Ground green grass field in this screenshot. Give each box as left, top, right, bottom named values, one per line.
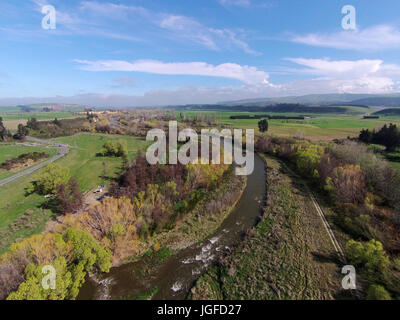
left=179, top=110, right=400, bottom=141
left=0, top=111, right=79, bottom=131
left=51, top=133, right=149, bottom=190
left=0, top=111, right=76, bottom=121
left=0, top=133, right=149, bottom=254
left=0, top=143, right=58, bottom=180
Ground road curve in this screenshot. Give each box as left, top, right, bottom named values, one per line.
left=0, top=136, right=69, bottom=188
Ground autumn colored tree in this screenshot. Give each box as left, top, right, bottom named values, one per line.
left=56, top=178, right=83, bottom=214
left=3, top=229, right=111, bottom=300
left=325, top=164, right=367, bottom=204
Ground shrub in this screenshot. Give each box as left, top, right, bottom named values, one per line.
left=295, top=144, right=323, bottom=177
left=345, top=239, right=390, bottom=281
left=325, top=165, right=367, bottom=204
left=366, top=284, right=392, bottom=300
left=99, top=140, right=128, bottom=157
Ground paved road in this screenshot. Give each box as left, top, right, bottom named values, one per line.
left=0, top=136, right=69, bottom=188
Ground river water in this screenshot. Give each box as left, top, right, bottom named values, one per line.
left=78, top=154, right=266, bottom=300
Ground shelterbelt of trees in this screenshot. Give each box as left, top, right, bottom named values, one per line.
left=0, top=151, right=233, bottom=300
left=256, top=135, right=400, bottom=299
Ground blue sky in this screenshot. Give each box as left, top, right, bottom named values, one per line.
left=0, top=0, right=400, bottom=106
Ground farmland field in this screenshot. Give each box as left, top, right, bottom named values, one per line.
left=179, top=110, right=400, bottom=141
left=0, top=111, right=79, bottom=131
left=0, top=133, right=149, bottom=254
left=0, top=143, right=58, bottom=180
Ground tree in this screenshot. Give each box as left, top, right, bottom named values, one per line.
left=7, top=257, right=72, bottom=300
left=324, top=164, right=367, bottom=204
left=0, top=117, right=10, bottom=141
left=53, top=118, right=62, bottom=127
left=345, top=239, right=390, bottom=281
left=26, top=117, right=39, bottom=130
left=15, top=124, right=29, bottom=140
left=359, top=128, right=373, bottom=143
left=99, top=140, right=128, bottom=157
left=56, top=179, right=83, bottom=214
left=35, top=163, right=70, bottom=195
left=258, top=119, right=269, bottom=133
left=366, top=284, right=392, bottom=300
left=295, top=144, right=323, bottom=177
left=5, top=229, right=111, bottom=300
left=359, top=123, right=400, bottom=152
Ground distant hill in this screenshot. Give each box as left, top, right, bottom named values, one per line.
left=176, top=103, right=363, bottom=114
left=220, top=93, right=400, bottom=107
left=349, top=97, right=400, bottom=107
left=373, top=108, right=400, bottom=116
left=220, top=94, right=377, bottom=106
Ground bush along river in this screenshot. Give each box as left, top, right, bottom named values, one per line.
left=78, top=154, right=266, bottom=300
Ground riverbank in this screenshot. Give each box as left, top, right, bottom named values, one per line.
left=190, top=154, right=344, bottom=300
left=78, top=166, right=248, bottom=299
left=128, top=167, right=247, bottom=262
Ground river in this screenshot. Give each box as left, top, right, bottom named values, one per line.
left=78, top=154, right=266, bottom=300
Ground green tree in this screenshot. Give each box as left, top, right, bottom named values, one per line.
left=26, top=117, right=39, bottom=130
left=7, top=257, right=73, bottom=300
left=366, top=284, right=392, bottom=300
left=258, top=119, right=269, bottom=133
left=295, top=144, right=323, bottom=177
left=62, top=228, right=112, bottom=273
left=17, top=124, right=29, bottom=138
left=6, top=229, right=112, bottom=300
left=99, top=140, right=128, bottom=157
left=345, top=239, right=390, bottom=281
left=35, top=163, right=70, bottom=194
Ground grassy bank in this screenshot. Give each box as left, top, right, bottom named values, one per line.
left=190, top=155, right=343, bottom=300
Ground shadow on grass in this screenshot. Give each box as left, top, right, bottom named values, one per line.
left=311, top=251, right=342, bottom=265
left=40, top=197, right=63, bottom=216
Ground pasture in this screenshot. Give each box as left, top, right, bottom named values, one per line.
left=0, top=143, right=58, bottom=180
left=179, top=110, right=400, bottom=141
left=0, top=133, right=149, bottom=254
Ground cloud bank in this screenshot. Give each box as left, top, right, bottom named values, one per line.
left=74, top=59, right=271, bottom=85
left=292, top=24, right=400, bottom=51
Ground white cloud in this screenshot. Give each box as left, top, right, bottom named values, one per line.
left=292, top=24, right=400, bottom=51
left=218, top=0, right=252, bottom=7
left=74, top=59, right=270, bottom=85
left=285, top=58, right=399, bottom=93
left=218, top=0, right=273, bottom=8
left=285, top=58, right=383, bottom=77
left=79, top=1, right=258, bottom=54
